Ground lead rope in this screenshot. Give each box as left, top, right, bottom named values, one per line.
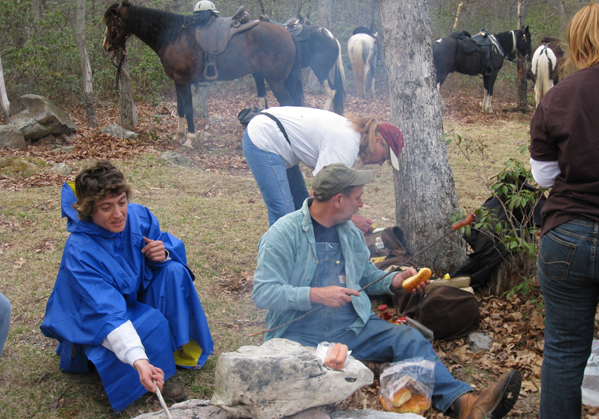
left=153, top=380, right=174, bottom=419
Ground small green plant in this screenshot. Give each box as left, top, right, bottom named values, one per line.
left=447, top=136, right=547, bottom=300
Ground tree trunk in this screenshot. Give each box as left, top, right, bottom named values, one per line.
left=116, top=51, right=137, bottom=130
left=517, top=0, right=528, bottom=110
left=452, top=2, right=463, bottom=31
left=193, top=83, right=209, bottom=119
left=0, top=55, right=10, bottom=122
left=75, top=0, right=98, bottom=128
left=317, top=0, right=332, bottom=29
left=374, top=0, right=465, bottom=273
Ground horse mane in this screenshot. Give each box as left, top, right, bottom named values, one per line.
left=493, top=31, right=516, bottom=55
left=106, top=3, right=187, bottom=48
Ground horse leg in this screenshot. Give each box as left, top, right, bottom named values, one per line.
left=176, top=84, right=196, bottom=148
left=322, top=79, right=336, bottom=111
left=175, top=88, right=187, bottom=144
left=252, top=72, right=268, bottom=109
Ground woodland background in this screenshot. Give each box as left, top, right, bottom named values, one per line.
left=0, top=0, right=585, bottom=113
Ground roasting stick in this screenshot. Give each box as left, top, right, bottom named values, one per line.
left=249, top=215, right=476, bottom=337
left=153, top=380, right=174, bottom=419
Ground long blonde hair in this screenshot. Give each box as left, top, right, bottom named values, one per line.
left=346, top=114, right=387, bottom=164
left=560, top=2, right=599, bottom=77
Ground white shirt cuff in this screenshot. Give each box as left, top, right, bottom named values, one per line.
left=101, top=320, right=148, bottom=367
left=530, top=158, right=560, bottom=188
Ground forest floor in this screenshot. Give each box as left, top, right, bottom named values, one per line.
left=1, top=83, right=599, bottom=419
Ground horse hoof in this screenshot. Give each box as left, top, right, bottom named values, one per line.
left=182, top=139, right=193, bottom=148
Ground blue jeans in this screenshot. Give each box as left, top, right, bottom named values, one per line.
left=0, top=292, right=11, bottom=357
left=283, top=242, right=472, bottom=413
left=242, top=130, right=309, bottom=226
left=538, top=218, right=599, bottom=419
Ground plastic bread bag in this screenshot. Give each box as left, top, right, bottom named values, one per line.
left=378, top=357, right=435, bottom=414
left=315, top=341, right=351, bottom=371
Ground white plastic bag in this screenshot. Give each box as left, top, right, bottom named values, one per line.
left=315, top=341, right=352, bottom=371
left=378, top=357, right=435, bottom=414
left=582, top=340, right=599, bottom=406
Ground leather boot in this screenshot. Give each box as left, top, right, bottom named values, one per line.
left=454, top=370, right=521, bottom=419
left=161, top=380, right=187, bottom=402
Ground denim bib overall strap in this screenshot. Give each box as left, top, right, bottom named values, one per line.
left=285, top=242, right=360, bottom=340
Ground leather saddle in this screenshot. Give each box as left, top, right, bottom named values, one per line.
left=195, top=6, right=259, bottom=80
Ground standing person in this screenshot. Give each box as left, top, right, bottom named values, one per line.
left=40, top=161, right=214, bottom=412
left=529, top=3, right=599, bottom=418
left=253, top=163, right=522, bottom=418
left=242, top=106, right=404, bottom=231
left=0, top=292, right=10, bottom=357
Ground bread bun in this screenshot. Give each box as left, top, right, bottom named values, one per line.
left=392, top=387, right=412, bottom=407
left=402, top=268, right=432, bottom=292
left=379, top=395, right=400, bottom=412
left=398, top=394, right=431, bottom=414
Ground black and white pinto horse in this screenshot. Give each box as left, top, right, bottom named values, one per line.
left=433, top=27, right=532, bottom=112
left=530, top=37, right=563, bottom=107
left=347, top=27, right=378, bottom=97
left=253, top=22, right=346, bottom=114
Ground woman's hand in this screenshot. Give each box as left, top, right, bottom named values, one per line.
left=142, top=237, right=166, bottom=262
left=133, top=359, right=165, bottom=393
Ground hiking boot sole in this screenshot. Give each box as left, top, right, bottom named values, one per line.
left=490, top=370, right=522, bottom=419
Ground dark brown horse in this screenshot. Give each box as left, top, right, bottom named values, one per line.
left=103, top=1, right=302, bottom=147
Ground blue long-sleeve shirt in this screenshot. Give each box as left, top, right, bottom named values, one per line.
left=253, top=198, right=394, bottom=341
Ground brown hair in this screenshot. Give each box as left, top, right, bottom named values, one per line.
left=346, top=114, right=388, bottom=164
left=560, top=2, right=599, bottom=77
left=73, top=160, right=132, bottom=221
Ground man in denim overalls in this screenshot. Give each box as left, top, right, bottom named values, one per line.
left=253, top=163, right=521, bottom=419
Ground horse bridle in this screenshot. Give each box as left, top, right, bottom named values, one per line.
left=106, top=3, right=130, bottom=54
left=106, top=3, right=131, bottom=88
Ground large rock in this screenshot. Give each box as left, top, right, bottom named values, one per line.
left=9, top=94, right=77, bottom=141
left=211, top=339, right=374, bottom=419
left=101, top=123, right=138, bottom=140
left=0, top=125, right=26, bottom=149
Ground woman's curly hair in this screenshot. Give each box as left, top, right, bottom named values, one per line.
left=72, top=161, right=132, bottom=221
left=346, top=114, right=386, bottom=164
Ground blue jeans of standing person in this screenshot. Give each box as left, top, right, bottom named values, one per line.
left=538, top=218, right=599, bottom=419
left=283, top=242, right=472, bottom=413
left=0, top=292, right=11, bottom=357
left=242, top=130, right=309, bottom=226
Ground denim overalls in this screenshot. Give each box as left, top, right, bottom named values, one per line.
left=283, top=240, right=472, bottom=412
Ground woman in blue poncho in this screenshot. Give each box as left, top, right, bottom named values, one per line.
left=41, top=161, right=213, bottom=412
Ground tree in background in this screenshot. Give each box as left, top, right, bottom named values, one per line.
left=75, top=0, right=98, bottom=128
left=374, top=0, right=466, bottom=273
left=517, top=0, right=528, bottom=110
left=0, top=55, right=9, bottom=122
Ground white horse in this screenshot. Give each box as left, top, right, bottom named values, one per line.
left=348, top=32, right=377, bottom=97
left=531, top=42, right=561, bottom=108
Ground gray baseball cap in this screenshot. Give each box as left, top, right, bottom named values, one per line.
left=312, top=163, right=374, bottom=200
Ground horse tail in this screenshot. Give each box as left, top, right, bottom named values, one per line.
left=285, top=35, right=304, bottom=106
left=533, top=46, right=555, bottom=107
left=328, top=38, right=346, bottom=114
left=349, top=38, right=365, bottom=97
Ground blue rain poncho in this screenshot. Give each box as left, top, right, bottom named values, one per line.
left=41, top=183, right=214, bottom=412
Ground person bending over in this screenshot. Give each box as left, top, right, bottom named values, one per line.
left=242, top=106, right=404, bottom=232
